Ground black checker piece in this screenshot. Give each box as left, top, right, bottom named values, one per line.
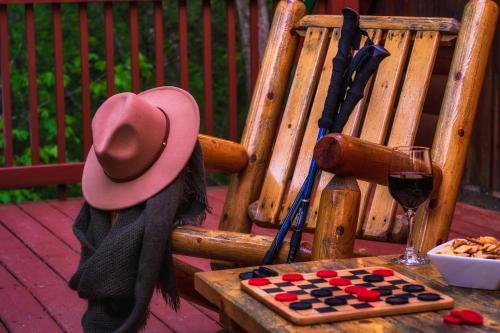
left=325, top=297, right=347, bottom=306
left=263, top=287, right=282, bottom=293
left=402, top=284, right=425, bottom=293
left=340, top=275, right=360, bottom=280
left=299, top=284, right=317, bottom=290
left=307, top=278, right=327, bottom=284
left=315, top=307, right=337, bottom=313
left=397, top=293, right=416, bottom=299
left=386, top=296, right=409, bottom=305
left=275, top=282, right=293, bottom=287
left=418, top=293, right=441, bottom=302
left=289, top=301, right=312, bottom=311
left=238, top=271, right=254, bottom=280
left=355, top=282, right=375, bottom=288
left=351, top=303, right=373, bottom=309
left=363, top=275, right=384, bottom=283
left=350, top=269, right=370, bottom=275
left=302, top=298, right=322, bottom=304
left=310, top=288, right=333, bottom=298
left=388, top=279, right=408, bottom=285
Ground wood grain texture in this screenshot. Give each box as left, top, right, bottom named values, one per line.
left=363, top=31, right=440, bottom=240
left=218, top=0, right=306, bottom=234
left=172, top=226, right=312, bottom=265
left=296, top=15, right=460, bottom=33
left=303, top=29, right=382, bottom=231
left=414, top=0, right=499, bottom=253
left=254, top=27, right=329, bottom=224
left=195, top=256, right=500, bottom=333
left=312, top=176, right=360, bottom=260
left=355, top=29, right=411, bottom=234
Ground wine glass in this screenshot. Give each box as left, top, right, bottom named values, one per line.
left=388, top=146, right=433, bottom=265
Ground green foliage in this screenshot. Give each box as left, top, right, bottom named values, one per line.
left=0, top=1, right=252, bottom=203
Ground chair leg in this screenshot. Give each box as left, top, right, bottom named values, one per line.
left=312, top=176, right=360, bottom=260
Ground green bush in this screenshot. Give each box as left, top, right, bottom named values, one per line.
left=0, top=1, right=250, bottom=203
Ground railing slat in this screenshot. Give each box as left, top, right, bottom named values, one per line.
left=226, top=0, right=238, bottom=141
left=53, top=3, right=66, bottom=199
left=249, top=0, right=258, bottom=91
left=0, top=4, right=13, bottom=166
left=53, top=3, right=65, bottom=165
left=178, top=0, right=188, bottom=90
left=26, top=4, right=40, bottom=165
left=79, top=2, right=91, bottom=158
left=154, top=0, right=164, bottom=86
left=202, top=0, right=213, bottom=135
left=104, top=2, right=115, bottom=96
left=130, top=1, right=140, bottom=93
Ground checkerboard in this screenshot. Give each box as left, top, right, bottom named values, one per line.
left=241, top=266, right=454, bottom=325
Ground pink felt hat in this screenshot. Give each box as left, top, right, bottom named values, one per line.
left=82, top=86, right=200, bottom=210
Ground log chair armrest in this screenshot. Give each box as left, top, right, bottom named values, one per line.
left=199, top=134, right=248, bottom=173
left=313, top=134, right=442, bottom=195
left=171, top=226, right=312, bottom=265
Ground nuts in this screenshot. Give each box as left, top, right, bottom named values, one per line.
left=437, top=236, right=499, bottom=260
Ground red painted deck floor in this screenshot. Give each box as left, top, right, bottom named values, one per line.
left=1, top=186, right=499, bottom=332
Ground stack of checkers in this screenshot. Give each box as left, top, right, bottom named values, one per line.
left=241, top=267, right=454, bottom=325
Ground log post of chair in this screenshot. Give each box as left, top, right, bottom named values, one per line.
left=171, top=226, right=312, bottom=265
left=414, top=0, right=498, bottom=253
left=312, top=176, right=360, bottom=260
left=217, top=0, right=306, bottom=235
left=313, top=133, right=443, bottom=194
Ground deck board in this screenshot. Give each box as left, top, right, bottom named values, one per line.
left=0, top=186, right=499, bottom=332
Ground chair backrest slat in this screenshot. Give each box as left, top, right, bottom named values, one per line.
left=252, top=27, right=329, bottom=224
left=276, top=28, right=342, bottom=228
left=282, top=29, right=382, bottom=230
left=362, top=31, right=441, bottom=240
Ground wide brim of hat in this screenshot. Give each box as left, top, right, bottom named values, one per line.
left=82, top=86, right=200, bottom=210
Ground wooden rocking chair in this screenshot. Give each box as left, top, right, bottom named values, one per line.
left=171, top=0, right=498, bottom=298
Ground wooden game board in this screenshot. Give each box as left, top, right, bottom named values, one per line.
left=241, top=266, right=454, bottom=325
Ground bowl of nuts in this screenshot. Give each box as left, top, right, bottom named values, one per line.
left=427, top=236, right=499, bottom=290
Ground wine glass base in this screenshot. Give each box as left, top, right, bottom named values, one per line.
left=390, top=254, right=430, bottom=266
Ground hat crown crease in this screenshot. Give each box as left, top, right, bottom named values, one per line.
left=92, top=92, right=169, bottom=182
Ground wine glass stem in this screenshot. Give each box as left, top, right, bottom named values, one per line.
left=404, top=208, right=416, bottom=258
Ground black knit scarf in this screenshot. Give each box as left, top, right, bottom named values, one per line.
left=69, top=142, right=208, bottom=333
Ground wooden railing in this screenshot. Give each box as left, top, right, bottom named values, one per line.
left=0, top=0, right=358, bottom=194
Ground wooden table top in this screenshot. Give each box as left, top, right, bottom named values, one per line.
left=194, top=256, right=500, bottom=333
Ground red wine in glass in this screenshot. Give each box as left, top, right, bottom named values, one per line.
left=388, top=172, right=433, bottom=210
left=388, top=147, right=433, bottom=265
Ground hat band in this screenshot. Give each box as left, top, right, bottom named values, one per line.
left=105, top=107, right=170, bottom=183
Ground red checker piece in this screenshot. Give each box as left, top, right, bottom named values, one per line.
left=345, top=286, right=368, bottom=294
left=450, top=310, right=463, bottom=318
left=248, top=278, right=270, bottom=286
left=372, top=269, right=394, bottom=277
left=329, top=278, right=352, bottom=286
left=282, top=273, right=304, bottom=282
left=357, top=290, right=380, bottom=302
left=316, top=270, right=338, bottom=278
left=275, top=293, right=298, bottom=302
left=443, top=314, right=462, bottom=325
left=459, top=309, right=483, bottom=325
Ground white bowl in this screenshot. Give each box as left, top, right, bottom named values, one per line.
left=427, top=240, right=500, bottom=290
